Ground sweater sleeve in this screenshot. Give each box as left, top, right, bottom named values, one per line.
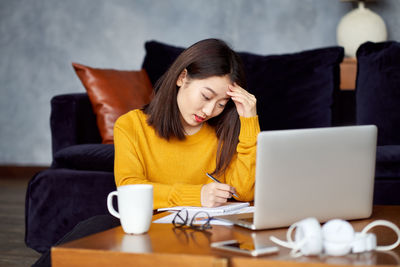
left=113, top=115, right=202, bottom=209
left=223, top=116, right=260, bottom=201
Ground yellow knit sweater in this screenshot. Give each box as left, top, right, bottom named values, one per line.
left=114, top=109, right=260, bottom=209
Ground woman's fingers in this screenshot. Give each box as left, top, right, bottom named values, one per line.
left=227, top=84, right=257, bottom=117
left=201, top=182, right=236, bottom=207
left=228, top=83, right=256, bottom=101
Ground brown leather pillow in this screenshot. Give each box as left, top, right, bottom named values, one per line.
left=72, top=63, right=154, bottom=144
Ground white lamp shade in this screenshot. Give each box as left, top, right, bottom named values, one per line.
left=337, top=2, right=387, bottom=57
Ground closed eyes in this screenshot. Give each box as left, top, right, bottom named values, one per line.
left=202, top=94, right=211, bottom=101
left=202, top=94, right=226, bottom=108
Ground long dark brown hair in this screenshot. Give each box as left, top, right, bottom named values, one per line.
left=144, top=39, right=247, bottom=176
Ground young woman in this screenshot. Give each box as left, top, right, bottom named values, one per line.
left=114, top=38, right=260, bottom=209
left=32, top=38, right=259, bottom=267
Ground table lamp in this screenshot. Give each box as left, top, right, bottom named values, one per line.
left=337, top=0, right=387, bottom=57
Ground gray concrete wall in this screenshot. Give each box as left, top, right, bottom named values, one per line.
left=1, top=0, right=399, bottom=166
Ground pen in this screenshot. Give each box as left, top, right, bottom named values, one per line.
left=206, top=172, right=239, bottom=198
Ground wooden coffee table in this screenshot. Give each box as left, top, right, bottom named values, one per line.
left=52, top=206, right=400, bottom=267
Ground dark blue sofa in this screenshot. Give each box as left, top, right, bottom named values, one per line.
left=25, top=40, right=400, bottom=254
left=356, top=41, right=400, bottom=206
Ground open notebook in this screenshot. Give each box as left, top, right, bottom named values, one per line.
left=154, top=202, right=252, bottom=225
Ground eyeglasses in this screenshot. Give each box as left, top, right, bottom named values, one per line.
left=172, top=209, right=213, bottom=230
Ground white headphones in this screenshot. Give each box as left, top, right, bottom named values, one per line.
left=270, top=217, right=400, bottom=257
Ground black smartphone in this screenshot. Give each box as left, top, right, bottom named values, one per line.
left=211, top=240, right=279, bottom=257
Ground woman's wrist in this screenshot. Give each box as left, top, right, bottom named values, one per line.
left=239, top=116, right=261, bottom=142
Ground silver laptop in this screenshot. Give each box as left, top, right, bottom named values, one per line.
left=215, top=125, right=377, bottom=230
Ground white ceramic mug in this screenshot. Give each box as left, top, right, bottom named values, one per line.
left=107, top=184, right=153, bottom=234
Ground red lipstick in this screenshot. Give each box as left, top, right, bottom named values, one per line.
left=195, top=115, right=205, bottom=122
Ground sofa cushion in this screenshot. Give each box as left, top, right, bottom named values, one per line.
left=375, top=145, right=400, bottom=178
left=356, top=41, right=400, bottom=145
left=240, top=47, right=343, bottom=130
left=52, top=144, right=114, bottom=172
left=142, top=41, right=184, bottom=87
left=142, top=40, right=343, bottom=130
left=73, top=63, right=154, bottom=144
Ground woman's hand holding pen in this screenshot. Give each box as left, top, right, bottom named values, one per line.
left=201, top=183, right=237, bottom=207
left=226, top=83, right=257, bottom=117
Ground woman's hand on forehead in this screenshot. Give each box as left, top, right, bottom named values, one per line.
left=226, top=83, right=257, bottom=117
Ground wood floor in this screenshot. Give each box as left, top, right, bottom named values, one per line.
left=0, top=171, right=42, bottom=266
